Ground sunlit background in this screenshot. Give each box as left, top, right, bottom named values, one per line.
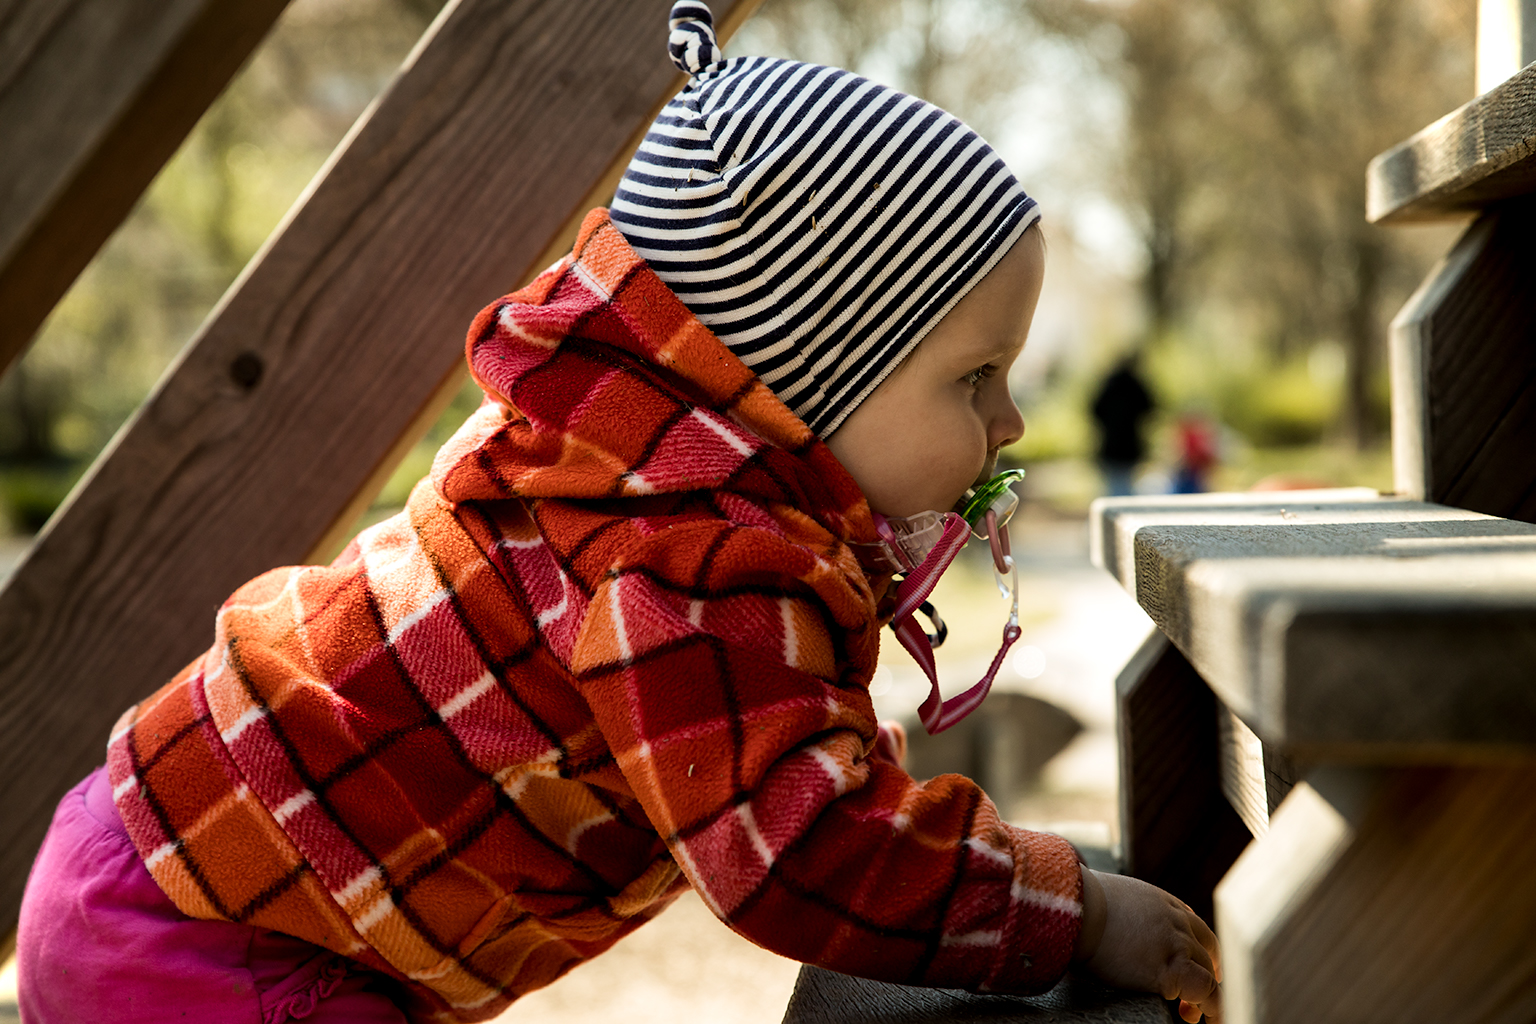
left=0, top=0, right=1480, bottom=1020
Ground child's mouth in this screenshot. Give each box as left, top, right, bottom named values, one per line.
left=956, top=453, right=1002, bottom=512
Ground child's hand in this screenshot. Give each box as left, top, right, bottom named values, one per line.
left=1074, top=868, right=1222, bottom=1023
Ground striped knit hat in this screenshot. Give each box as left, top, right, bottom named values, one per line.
left=610, top=1, right=1041, bottom=438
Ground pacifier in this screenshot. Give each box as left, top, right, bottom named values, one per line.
left=862, top=469, right=1026, bottom=735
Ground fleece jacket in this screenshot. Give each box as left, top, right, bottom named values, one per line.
left=107, top=208, right=1084, bottom=1022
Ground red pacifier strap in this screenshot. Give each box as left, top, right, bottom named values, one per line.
left=884, top=513, right=1022, bottom=735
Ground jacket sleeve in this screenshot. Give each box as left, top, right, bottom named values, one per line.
left=568, top=517, right=1084, bottom=994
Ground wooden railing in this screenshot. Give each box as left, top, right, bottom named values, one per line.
left=0, top=0, right=762, bottom=947
left=1094, top=36, right=1536, bottom=1024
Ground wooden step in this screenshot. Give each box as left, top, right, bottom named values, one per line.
left=1367, top=62, right=1536, bottom=223
left=1090, top=489, right=1536, bottom=759
left=780, top=965, right=1173, bottom=1024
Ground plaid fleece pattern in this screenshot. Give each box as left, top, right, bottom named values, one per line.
left=106, top=209, right=1084, bottom=1023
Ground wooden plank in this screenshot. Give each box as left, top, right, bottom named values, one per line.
left=1116, top=632, right=1251, bottom=926
left=780, top=965, right=1174, bottom=1024
left=1366, top=61, right=1536, bottom=224
left=1216, top=706, right=1296, bottom=838
left=1216, top=764, right=1536, bottom=1024
left=1390, top=197, right=1536, bottom=521
left=0, top=0, right=292, bottom=371
left=0, top=0, right=762, bottom=938
left=1092, top=492, right=1536, bottom=758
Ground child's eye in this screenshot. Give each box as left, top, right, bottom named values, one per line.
left=963, top=364, right=998, bottom=388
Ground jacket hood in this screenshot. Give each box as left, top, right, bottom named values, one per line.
left=432, top=209, right=875, bottom=543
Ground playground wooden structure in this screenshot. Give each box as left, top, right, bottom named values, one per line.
left=2, top=1, right=1535, bottom=1021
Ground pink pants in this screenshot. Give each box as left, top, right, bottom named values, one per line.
left=18, top=767, right=408, bottom=1023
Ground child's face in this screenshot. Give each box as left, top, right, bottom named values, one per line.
left=827, top=226, right=1043, bottom=519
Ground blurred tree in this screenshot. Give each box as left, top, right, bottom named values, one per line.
left=1031, top=0, right=1474, bottom=447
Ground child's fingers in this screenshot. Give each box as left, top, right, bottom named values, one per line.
left=1161, top=964, right=1222, bottom=1019
left=1184, top=908, right=1221, bottom=981
left=1164, top=961, right=1221, bottom=1023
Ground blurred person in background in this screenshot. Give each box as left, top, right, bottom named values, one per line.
left=1090, top=352, right=1155, bottom=496
left=1171, top=411, right=1219, bottom=493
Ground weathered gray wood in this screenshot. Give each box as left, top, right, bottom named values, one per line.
left=1366, top=62, right=1536, bottom=224
left=1116, top=631, right=1251, bottom=926
left=1216, top=706, right=1296, bottom=838
left=781, top=965, right=1174, bottom=1024
left=1476, top=0, right=1536, bottom=95
left=0, top=0, right=292, bottom=371
left=0, top=0, right=762, bottom=939
left=1217, top=764, right=1536, bottom=1024
left=1091, top=491, right=1536, bottom=758
left=1390, top=198, right=1536, bottom=521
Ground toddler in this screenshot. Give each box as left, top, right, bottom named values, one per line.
left=18, top=4, right=1220, bottom=1022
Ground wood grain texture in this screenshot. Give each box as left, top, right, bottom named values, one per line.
left=1093, top=491, right=1536, bottom=757
left=0, top=0, right=292, bottom=369
left=1390, top=198, right=1536, bottom=521
left=1217, top=765, right=1536, bottom=1024
left=780, top=965, right=1174, bottom=1024
left=0, top=0, right=761, bottom=937
left=1116, top=632, right=1251, bottom=926
left=1216, top=707, right=1296, bottom=838
left=1366, top=61, right=1536, bottom=224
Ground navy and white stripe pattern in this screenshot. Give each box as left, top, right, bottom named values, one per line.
left=612, top=1, right=1040, bottom=437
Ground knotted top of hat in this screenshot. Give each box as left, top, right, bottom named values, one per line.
left=613, top=1, right=1039, bottom=438
left=668, top=0, right=722, bottom=76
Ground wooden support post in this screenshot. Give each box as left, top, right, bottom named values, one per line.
left=1477, top=0, right=1536, bottom=94
left=0, top=0, right=762, bottom=938
left=0, top=0, right=292, bottom=372
left=1215, top=707, right=1297, bottom=838
left=1116, top=631, right=1251, bottom=926
left=1390, top=197, right=1536, bottom=521
left=1217, top=764, right=1536, bottom=1024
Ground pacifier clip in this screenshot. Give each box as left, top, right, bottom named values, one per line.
left=875, top=477, right=1024, bottom=735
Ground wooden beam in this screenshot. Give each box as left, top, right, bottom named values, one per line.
left=1092, top=491, right=1536, bottom=758
left=1391, top=197, right=1536, bottom=521
left=1116, top=632, right=1251, bottom=926
left=1216, top=705, right=1296, bottom=839
left=0, top=0, right=292, bottom=372
left=1217, top=765, right=1536, bottom=1024
left=1365, top=63, right=1536, bottom=224
left=0, top=0, right=762, bottom=937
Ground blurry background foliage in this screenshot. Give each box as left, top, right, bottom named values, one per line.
left=0, top=0, right=1476, bottom=535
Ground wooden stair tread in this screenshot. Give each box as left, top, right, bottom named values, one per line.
left=1367, top=62, right=1536, bottom=223
left=780, top=966, right=1173, bottom=1024
left=1090, top=490, right=1536, bottom=757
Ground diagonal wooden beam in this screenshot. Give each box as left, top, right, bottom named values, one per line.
left=0, top=0, right=293, bottom=371
left=0, top=0, right=761, bottom=935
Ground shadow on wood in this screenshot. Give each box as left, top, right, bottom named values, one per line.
left=781, top=965, right=1174, bottom=1024
left=1218, top=764, right=1536, bottom=1024
left=1391, top=195, right=1536, bottom=523
left=1117, top=632, right=1251, bottom=926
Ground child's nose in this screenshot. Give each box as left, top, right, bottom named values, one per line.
left=989, top=395, right=1025, bottom=451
